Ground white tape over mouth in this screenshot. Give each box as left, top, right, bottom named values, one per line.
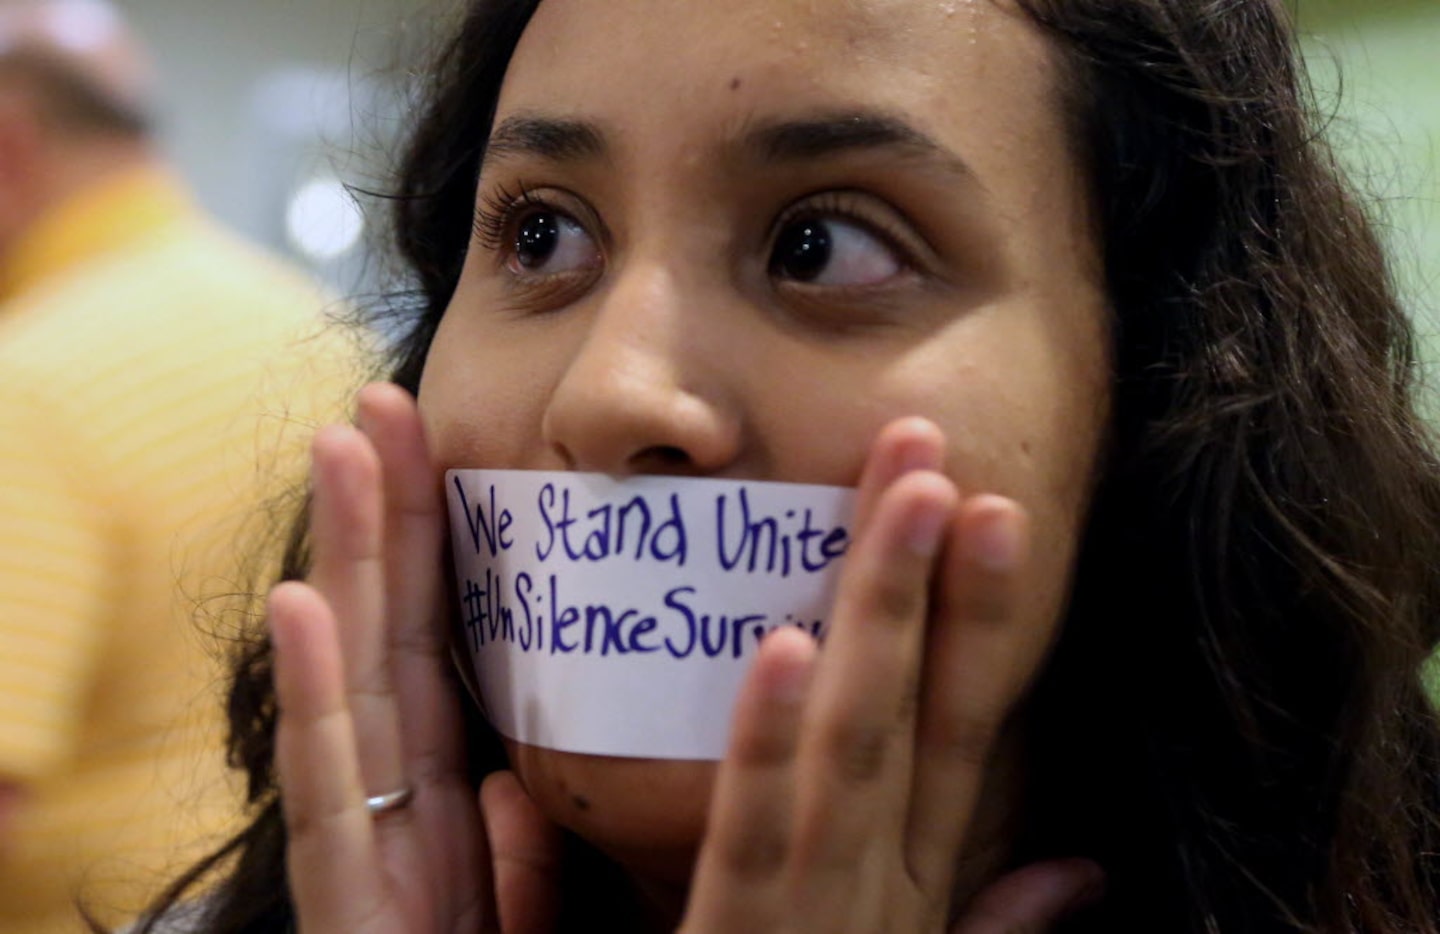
left=446, top=469, right=855, bottom=760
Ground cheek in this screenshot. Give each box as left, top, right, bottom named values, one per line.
left=866, top=316, right=1111, bottom=629
left=417, top=312, right=557, bottom=470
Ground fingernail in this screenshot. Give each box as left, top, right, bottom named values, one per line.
left=763, top=634, right=813, bottom=705
left=770, top=656, right=810, bottom=705
left=897, top=438, right=942, bottom=476
left=907, top=503, right=949, bottom=557
left=965, top=506, right=1023, bottom=572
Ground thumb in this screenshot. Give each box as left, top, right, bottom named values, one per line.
left=950, top=859, right=1105, bottom=934
left=481, top=770, right=565, bottom=934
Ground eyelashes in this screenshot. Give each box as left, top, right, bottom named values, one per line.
left=771, top=190, right=920, bottom=268
left=472, top=181, right=547, bottom=253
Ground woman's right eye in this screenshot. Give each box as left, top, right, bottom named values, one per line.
left=506, top=208, right=600, bottom=277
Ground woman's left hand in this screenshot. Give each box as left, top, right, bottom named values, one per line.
left=678, top=418, right=1100, bottom=933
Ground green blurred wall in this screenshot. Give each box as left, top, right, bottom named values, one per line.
left=1303, top=0, right=1440, bottom=692
left=1299, top=0, right=1440, bottom=399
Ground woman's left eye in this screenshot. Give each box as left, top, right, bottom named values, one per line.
left=769, top=216, right=904, bottom=287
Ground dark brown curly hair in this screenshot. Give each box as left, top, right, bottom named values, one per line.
left=132, top=1, right=1440, bottom=930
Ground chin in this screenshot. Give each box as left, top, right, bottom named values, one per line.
left=506, top=739, right=718, bottom=886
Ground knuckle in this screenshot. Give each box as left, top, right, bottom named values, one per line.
left=897, top=675, right=922, bottom=721
left=824, top=719, right=894, bottom=783
left=957, top=588, right=1012, bottom=625
left=388, top=625, right=443, bottom=659
left=721, top=828, right=790, bottom=879
left=344, top=689, right=395, bottom=735
left=924, top=708, right=1003, bottom=768
left=349, top=667, right=396, bottom=701
left=280, top=795, right=345, bottom=842
left=868, top=570, right=925, bottom=624
left=735, top=723, right=798, bottom=769
left=405, top=747, right=449, bottom=789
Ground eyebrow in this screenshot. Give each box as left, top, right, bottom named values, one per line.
left=480, top=108, right=978, bottom=184
left=482, top=114, right=606, bottom=167
left=744, top=111, right=976, bottom=181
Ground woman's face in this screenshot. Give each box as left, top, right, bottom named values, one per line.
left=419, top=0, right=1110, bottom=888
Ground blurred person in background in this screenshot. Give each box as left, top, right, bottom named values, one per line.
left=0, top=1, right=364, bottom=931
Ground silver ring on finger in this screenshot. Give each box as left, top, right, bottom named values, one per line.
left=365, top=786, right=414, bottom=818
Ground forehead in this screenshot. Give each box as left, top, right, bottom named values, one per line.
left=496, top=0, right=1065, bottom=172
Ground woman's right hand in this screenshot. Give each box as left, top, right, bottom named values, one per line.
left=267, top=382, right=562, bottom=934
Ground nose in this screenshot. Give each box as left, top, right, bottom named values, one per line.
left=540, top=264, right=743, bottom=476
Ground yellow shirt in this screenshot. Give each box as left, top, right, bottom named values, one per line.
left=0, top=168, right=365, bottom=933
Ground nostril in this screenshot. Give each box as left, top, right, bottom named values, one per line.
left=629, top=444, right=693, bottom=473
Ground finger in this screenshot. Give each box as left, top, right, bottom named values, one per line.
left=271, top=581, right=388, bottom=931
left=682, top=628, right=817, bottom=931
left=834, top=418, right=944, bottom=844
left=481, top=771, right=565, bottom=934
left=356, top=384, right=458, bottom=782
left=308, top=423, right=407, bottom=798
left=790, top=471, right=959, bottom=900
left=906, top=496, right=1031, bottom=893
left=850, top=417, right=945, bottom=533
left=950, top=859, right=1105, bottom=934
